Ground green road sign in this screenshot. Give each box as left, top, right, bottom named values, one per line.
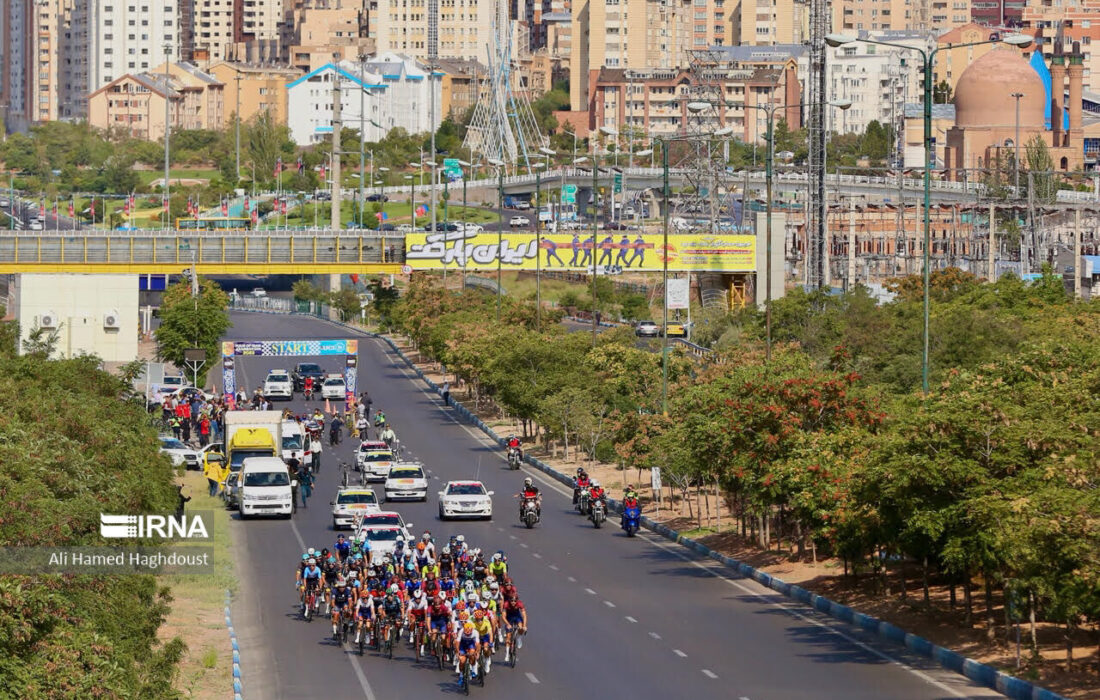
left=613, top=173, right=623, bottom=194
left=443, top=158, right=463, bottom=181
left=561, top=183, right=578, bottom=204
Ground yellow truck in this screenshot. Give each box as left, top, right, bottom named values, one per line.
left=223, top=411, right=283, bottom=508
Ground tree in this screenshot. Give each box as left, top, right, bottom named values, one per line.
left=1023, top=134, right=1057, bottom=204
left=933, top=80, right=953, bottom=104
left=154, top=277, right=231, bottom=386
left=329, top=287, right=362, bottom=322
left=292, top=279, right=327, bottom=303
left=246, top=113, right=293, bottom=187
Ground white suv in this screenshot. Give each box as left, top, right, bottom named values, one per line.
left=263, top=370, right=293, bottom=400
left=321, top=375, right=346, bottom=400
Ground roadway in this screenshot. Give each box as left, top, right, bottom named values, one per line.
left=224, top=310, right=1004, bottom=700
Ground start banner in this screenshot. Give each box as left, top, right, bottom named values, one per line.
left=404, top=231, right=756, bottom=272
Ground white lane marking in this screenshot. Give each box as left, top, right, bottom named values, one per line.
left=567, top=576, right=577, bottom=583
left=376, top=336, right=966, bottom=698
left=525, top=672, right=540, bottom=684
left=740, top=696, right=752, bottom=700
left=289, top=518, right=378, bottom=700
left=625, top=616, right=637, bottom=623
left=532, top=552, right=542, bottom=559
left=673, top=649, right=687, bottom=658
left=603, top=600, right=615, bottom=608
left=702, top=669, right=718, bottom=679
left=648, top=632, right=661, bottom=640
left=548, top=564, right=559, bottom=571
left=584, top=588, right=597, bottom=595
left=520, top=543, right=529, bottom=549
left=496, top=527, right=504, bottom=532
left=509, top=535, right=518, bottom=541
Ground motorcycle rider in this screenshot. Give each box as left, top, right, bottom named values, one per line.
left=573, top=468, right=591, bottom=505
left=506, top=434, right=523, bottom=463
left=623, top=484, right=639, bottom=508
left=588, top=479, right=606, bottom=508
left=303, top=376, right=314, bottom=399
left=379, top=424, right=397, bottom=449
left=519, top=477, right=541, bottom=520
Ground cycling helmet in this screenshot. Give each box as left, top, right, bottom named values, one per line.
left=422, top=531, right=432, bottom=541
left=455, top=602, right=467, bottom=612
left=576, top=467, right=585, bottom=476
left=417, top=542, right=426, bottom=552
left=523, top=477, right=533, bottom=488
left=307, top=547, right=316, bottom=556
left=459, top=611, right=470, bottom=622
left=463, top=623, right=474, bottom=634
left=354, top=553, right=363, bottom=561
left=442, top=545, right=451, bottom=554
left=489, top=582, right=500, bottom=591
left=336, top=534, right=346, bottom=540
left=389, top=583, right=400, bottom=593
left=591, top=479, right=600, bottom=487
left=301, top=554, right=308, bottom=561
left=308, top=558, right=316, bottom=565
left=492, top=552, right=502, bottom=562
left=464, top=581, right=476, bottom=592
left=474, top=609, right=485, bottom=620
left=466, top=592, right=479, bottom=603
left=412, top=589, right=424, bottom=600
left=456, top=535, right=465, bottom=544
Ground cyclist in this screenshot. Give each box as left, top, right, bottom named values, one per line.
left=420, top=531, right=436, bottom=559
left=346, top=552, right=366, bottom=579
left=295, top=553, right=310, bottom=600
left=353, top=586, right=375, bottom=645
left=302, top=557, right=322, bottom=613
left=455, top=621, right=481, bottom=678
left=406, top=589, right=429, bottom=649
left=330, top=576, right=354, bottom=638
left=501, top=591, right=528, bottom=662
left=334, top=534, right=351, bottom=562
left=473, top=609, right=495, bottom=671
left=422, top=569, right=442, bottom=599
left=414, top=540, right=434, bottom=571
left=356, top=413, right=369, bottom=441
left=485, top=580, right=504, bottom=610
left=379, top=583, right=405, bottom=645
left=471, top=550, right=489, bottom=582
left=573, top=468, right=591, bottom=504
left=488, top=551, right=507, bottom=579
left=519, top=477, right=541, bottom=519
left=437, top=545, right=455, bottom=580
left=321, top=555, right=341, bottom=611
left=428, top=592, right=452, bottom=655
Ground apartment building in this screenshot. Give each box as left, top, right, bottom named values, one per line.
left=933, top=22, right=1025, bottom=92
left=208, top=61, right=300, bottom=124
left=435, top=57, right=489, bottom=118
left=286, top=54, right=441, bottom=145
left=283, top=6, right=372, bottom=73
left=369, top=0, right=498, bottom=62
left=186, top=0, right=234, bottom=62
left=731, top=0, right=806, bottom=45
left=86, top=0, right=180, bottom=91
left=828, top=30, right=925, bottom=135
left=2, top=0, right=33, bottom=130
left=87, top=62, right=225, bottom=140
left=568, top=0, right=693, bottom=113
left=830, top=0, right=970, bottom=33
left=971, top=0, right=1024, bottom=27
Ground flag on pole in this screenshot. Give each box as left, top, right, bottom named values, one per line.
left=251, top=208, right=258, bottom=224
left=163, top=196, right=169, bottom=212
left=52, top=201, right=58, bottom=217
left=296, top=156, right=304, bottom=174
left=90, top=198, right=96, bottom=217
left=39, top=201, right=45, bottom=218
left=350, top=274, right=359, bottom=284
left=244, top=195, right=250, bottom=212
left=68, top=200, right=74, bottom=218
left=280, top=200, right=287, bottom=214
left=319, top=163, right=327, bottom=182
left=122, top=199, right=130, bottom=216
left=221, top=200, right=228, bottom=217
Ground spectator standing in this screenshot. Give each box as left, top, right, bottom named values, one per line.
left=442, top=381, right=450, bottom=405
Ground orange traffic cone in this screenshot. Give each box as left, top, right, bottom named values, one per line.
left=325, top=398, right=332, bottom=414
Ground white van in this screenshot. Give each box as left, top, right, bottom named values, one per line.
left=239, top=457, right=296, bottom=519
left=281, top=421, right=312, bottom=466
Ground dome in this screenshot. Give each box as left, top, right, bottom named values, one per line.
left=954, top=48, right=1046, bottom=129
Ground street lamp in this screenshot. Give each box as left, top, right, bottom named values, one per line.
left=376, top=166, right=390, bottom=228
left=533, top=146, right=556, bottom=331
left=588, top=125, right=618, bottom=346
left=824, top=31, right=1032, bottom=394
left=488, top=157, right=506, bottom=321
left=1011, top=92, right=1024, bottom=195
left=741, top=99, right=850, bottom=363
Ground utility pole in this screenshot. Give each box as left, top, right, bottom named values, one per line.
left=428, top=0, right=439, bottom=239
left=235, top=71, right=242, bottom=182
left=164, top=44, right=172, bottom=213
left=359, top=54, right=367, bottom=228
left=331, top=68, right=343, bottom=230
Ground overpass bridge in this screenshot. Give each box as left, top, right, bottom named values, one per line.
left=0, top=230, right=406, bottom=274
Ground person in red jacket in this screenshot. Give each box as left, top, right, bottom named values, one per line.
left=588, top=479, right=605, bottom=505
left=573, top=468, right=591, bottom=504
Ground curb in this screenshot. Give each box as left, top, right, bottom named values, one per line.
left=370, top=331, right=1067, bottom=700
left=225, top=590, right=243, bottom=700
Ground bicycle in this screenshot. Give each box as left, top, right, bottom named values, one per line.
left=371, top=616, right=384, bottom=651
left=430, top=628, right=446, bottom=670
left=303, top=585, right=319, bottom=622
left=478, top=644, right=490, bottom=686
left=507, top=626, right=523, bottom=668
left=458, top=653, right=473, bottom=695
left=358, top=617, right=369, bottom=655
left=341, top=608, right=355, bottom=644
left=412, top=619, right=427, bottom=662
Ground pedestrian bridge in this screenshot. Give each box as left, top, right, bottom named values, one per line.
left=0, top=230, right=407, bottom=274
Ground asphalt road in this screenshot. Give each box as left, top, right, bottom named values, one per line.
left=223, top=310, right=1004, bottom=700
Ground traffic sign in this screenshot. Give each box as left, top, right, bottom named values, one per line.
left=443, top=158, right=463, bottom=181
left=561, top=184, right=578, bottom=204
left=401, top=265, right=413, bottom=274
left=613, top=173, right=623, bottom=194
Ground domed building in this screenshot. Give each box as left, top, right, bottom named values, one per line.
left=945, top=42, right=1084, bottom=177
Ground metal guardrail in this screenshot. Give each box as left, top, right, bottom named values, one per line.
left=0, top=230, right=407, bottom=273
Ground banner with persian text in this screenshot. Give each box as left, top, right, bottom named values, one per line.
left=404, top=232, right=757, bottom=272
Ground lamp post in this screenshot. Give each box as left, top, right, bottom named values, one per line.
left=588, top=126, right=618, bottom=345
left=163, top=44, right=172, bottom=220
left=1011, top=92, right=1024, bottom=195
left=825, top=31, right=1033, bottom=394
left=488, top=158, right=506, bottom=320
left=742, top=99, right=850, bottom=363
left=376, top=166, right=390, bottom=228
left=533, top=146, right=556, bottom=331
left=405, top=174, right=415, bottom=231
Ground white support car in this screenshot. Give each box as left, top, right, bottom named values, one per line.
left=360, top=525, right=407, bottom=558
left=383, top=463, right=429, bottom=502
left=437, top=480, right=494, bottom=520
left=263, top=370, right=293, bottom=400
left=159, top=436, right=202, bottom=469
left=330, top=487, right=381, bottom=529
left=357, top=441, right=395, bottom=481
left=321, top=375, right=346, bottom=400
left=355, top=511, right=413, bottom=543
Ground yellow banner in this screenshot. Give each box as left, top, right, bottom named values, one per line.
left=404, top=232, right=756, bottom=272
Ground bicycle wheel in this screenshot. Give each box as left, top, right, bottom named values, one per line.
left=414, top=626, right=422, bottom=662
left=478, top=653, right=486, bottom=686
left=434, top=635, right=444, bottom=670
left=461, top=660, right=470, bottom=695
left=359, top=624, right=367, bottom=655
left=510, top=635, right=518, bottom=668
left=386, top=624, right=395, bottom=659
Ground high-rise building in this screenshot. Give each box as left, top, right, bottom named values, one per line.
left=827, top=30, right=924, bottom=135
left=731, top=0, right=807, bottom=45
left=830, top=0, right=970, bottom=33
left=2, top=0, right=33, bottom=130
left=970, top=0, right=1024, bottom=28
left=369, top=0, right=497, bottom=62
left=86, top=0, right=180, bottom=91
left=1019, top=2, right=1100, bottom=92
left=568, top=0, right=692, bottom=113
left=208, top=61, right=301, bottom=125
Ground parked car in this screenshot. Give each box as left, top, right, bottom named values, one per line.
left=635, top=321, right=660, bottom=338
left=263, top=370, right=293, bottom=400
left=159, top=436, right=202, bottom=469
left=509, top=215, right=530, bottom=227
left=603, top=220, right=629, bottom=231
left=366, top=193, right=389, bottom=202
left=250, top=288, right=267, bottom=298
left=663, top=323, right=687, bottom=338
left=438, top=480, right=494, bottom=520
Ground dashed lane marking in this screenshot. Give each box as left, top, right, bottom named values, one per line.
left=702, top=669, right=718, bottom=679
left=520, top=543, right=529, bottom=549
left=532, top=553, right=542, bottom=559
left=567, top=576, right=577, bottom=583
left=673, top=649, right=687, bottom=658
left=625, top=616, right=637, bottom=623
left=603, top=600, right=615, bottom=608
left=584, top=588, right=597, bottom=595
left=548, top=564, right=559, bottom=571
left=526, top=672, right=540, bottom=684
left=648, top=632, right=661, bottom=640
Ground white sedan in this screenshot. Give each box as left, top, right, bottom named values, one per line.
left=438, top=480, right=494, bottom=520
left=357, top=441, right=395, bottom=481
left=159, top=436, right=202, bottom=469
left=263, top=370, right=293, bottom=400
left=321, top=376, right=346, bottom=400
left=330, top=487, right=381, bottom=529
left=383, top=463, right=429, bottom=502
left=360, top=525, right=407, bottom=558
left=509, top=216, right=530, bottom=227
